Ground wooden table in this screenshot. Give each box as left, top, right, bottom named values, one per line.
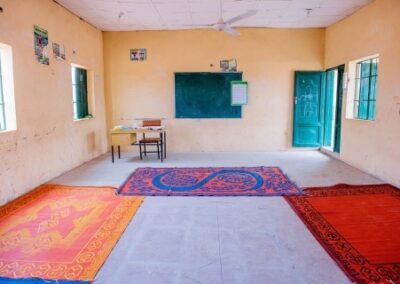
left=110, top=128, right=166, bottom=162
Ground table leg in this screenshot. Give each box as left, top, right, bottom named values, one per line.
left=111, top=145, right=114, bottom=163
left=160, top=132, right=164, bottom=163
left=164, top=131, right=167, bottom=159
left=118, top=145, right=121, bottom=159
left=143, top=133, right=147, bottom=156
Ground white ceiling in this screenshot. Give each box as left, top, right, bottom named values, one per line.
left=56, top=0, right=373, bottom=31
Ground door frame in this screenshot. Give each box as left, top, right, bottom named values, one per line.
left=323, top=64, right=345, bottom=153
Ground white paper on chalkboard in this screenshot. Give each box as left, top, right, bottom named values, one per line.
left=231, top=81, right=248, bottom=105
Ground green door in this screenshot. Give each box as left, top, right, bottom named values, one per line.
left=293, top=71, right=325, bottom=147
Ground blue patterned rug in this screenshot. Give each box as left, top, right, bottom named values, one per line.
left=118, top=167, right=302, bottom=196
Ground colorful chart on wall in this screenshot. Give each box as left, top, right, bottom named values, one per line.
left=231, top=81, right=248, bottom=105
left=33, top=25, right=49, bottom=65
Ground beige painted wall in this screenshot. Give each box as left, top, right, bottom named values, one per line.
left=104, top=29, right=324, bottom=152
left=325, top=0, right=400, bottom=187
left=0, top=0, right=107, bottom=205
left=2, top=0, right=396, bottom=206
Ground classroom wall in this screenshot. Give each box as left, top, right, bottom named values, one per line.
left=0, top=0, right=107, bottom=205
left=4, top=0, right=395, bottom=206
left=325, top=0, right=400, bottom=187
left=103, top=28, right=324, bottom=152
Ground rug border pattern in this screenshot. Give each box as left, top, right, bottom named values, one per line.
left=285, top=184, right=400, bottom=284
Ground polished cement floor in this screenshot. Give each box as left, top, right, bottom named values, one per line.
left=52, top=151, right=382, bottom=284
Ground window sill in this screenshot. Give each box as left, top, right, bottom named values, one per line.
left=73, top=117, right=95, bottom=122
left=0, top=129, right=17, bottom=134
left=345, top=117, right=375, bottom=122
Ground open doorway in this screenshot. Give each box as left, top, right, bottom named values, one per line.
left=323, top=65, right=345, bottom=153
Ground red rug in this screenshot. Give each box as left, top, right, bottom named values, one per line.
left=0, top=184, right=143, bottom=283
left=285, top=184, right=400, bottom=284
left=118, top=167, right=301, bottom=196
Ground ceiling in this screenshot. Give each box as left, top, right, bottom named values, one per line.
left=56, top=0, right=373, bottom=31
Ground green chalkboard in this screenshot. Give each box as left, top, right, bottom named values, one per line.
left=175, top=72, right=242, bottom=118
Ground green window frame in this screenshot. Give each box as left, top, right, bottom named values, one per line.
left=0, top=53, right=6, bottom=131
left=354, top=57, right=378, bottom=120
left=71, top=66, right=89, bottom=120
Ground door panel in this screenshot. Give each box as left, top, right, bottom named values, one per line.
left=294, top=126, right=321, bottom=146
left=293, top=71, right=325, bottom=147
left=333, top=65, right=345, bottom=153
left=323, top=69, right=336, bottom=147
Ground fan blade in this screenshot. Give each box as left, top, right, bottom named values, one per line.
left=213, top=22, right=226, bottom=31
left=223, top=26, right=240, bottom=36
left=181, top=24, right=214, bottom=27
left=225, top=10, right=257, bottom=25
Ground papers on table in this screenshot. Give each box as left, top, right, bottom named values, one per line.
left=112, top=125, right=165, bottom=131
left=112, top=125, right=133, bottom=131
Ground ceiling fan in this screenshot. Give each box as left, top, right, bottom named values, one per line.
left=189, top=0, right=257, bottom=36
left=212, top=10, right=257, bottom=36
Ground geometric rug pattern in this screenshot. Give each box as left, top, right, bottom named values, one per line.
left=118, top=167, right=302, bottom=196
left=0, top=184, right=143, bottom=283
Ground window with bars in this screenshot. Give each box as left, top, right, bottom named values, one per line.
left=71, top=66, right=89, bottom=120
left=0, top=53, right=6, bottom=131
left=353, top=57, right=378, bottom=120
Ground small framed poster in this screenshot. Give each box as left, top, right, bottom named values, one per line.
left=220, top=60, right=229, bottom=71
left=52, top=43, right=66, bottom=61
left=220, top=59, right=237, bottom=72
left=130, top=48, right=147, bottom=61
left=228, top=59, right=237, bottom=72
left=231, top=81, right=248, bottom=106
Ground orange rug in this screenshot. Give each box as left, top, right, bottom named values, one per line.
left=285, top=184, right=400, bottom=284
left=0, top=184, right=143, bottom=283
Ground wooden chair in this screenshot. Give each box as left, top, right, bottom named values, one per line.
left=139, top=119, right=162, bottom=160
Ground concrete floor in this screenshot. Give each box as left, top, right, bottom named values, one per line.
left=52, top=151, right=382, bottom=284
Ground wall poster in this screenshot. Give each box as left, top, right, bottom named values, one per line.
left=130, top=48, right=147, bottom=61
left=34, top=25, right=49, bottom=65
left=231, top=81, right=248, bottom=106
left=52, top=43, right=66, bottom=61
left=220, top=59, right=237, bottom=72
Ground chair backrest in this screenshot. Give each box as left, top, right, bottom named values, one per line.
left=142, top=119, right=161, bottom=127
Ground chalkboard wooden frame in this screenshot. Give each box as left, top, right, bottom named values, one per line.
left=175, top=72, right=242, bottom=119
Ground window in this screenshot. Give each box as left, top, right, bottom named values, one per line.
left=350, top=57, right=379, bottom=120
left=71, top=66, right=89, bottom=120
left=0, top=43, right=16, bottom=132
left=0, top=54, right=5, bottom=130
